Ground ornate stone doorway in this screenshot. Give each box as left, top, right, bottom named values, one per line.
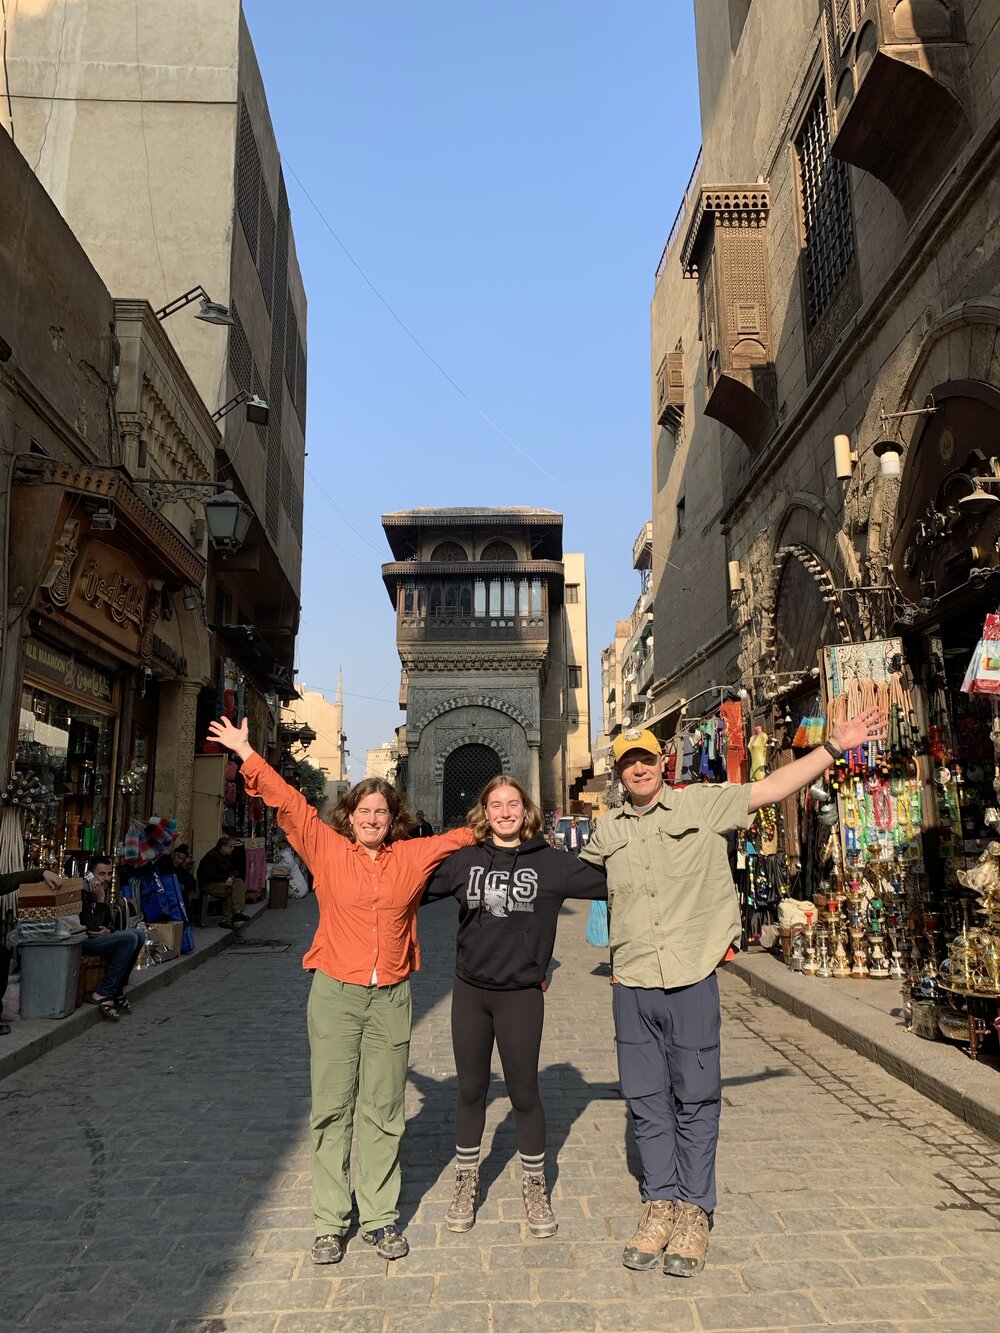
left=441, top=743, right=502, bottom=827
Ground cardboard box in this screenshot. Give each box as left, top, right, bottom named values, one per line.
left=148, top=921, right=183, bottom=959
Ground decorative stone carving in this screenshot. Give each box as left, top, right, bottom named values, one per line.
left=432, top=730, right=513, bottom=779
left=408, top=690, right=536, bottom=740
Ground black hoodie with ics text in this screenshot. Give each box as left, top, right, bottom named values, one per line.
left=422, top=833, right=608, bottom=990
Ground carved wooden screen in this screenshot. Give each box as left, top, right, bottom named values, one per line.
left=796, top=89, right=855, bottom=330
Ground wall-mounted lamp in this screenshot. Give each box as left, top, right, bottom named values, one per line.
left=833, top=433, right=858, bottom=480
left=201, top=487, right=254, bottom=556
left=182, top=589, right=202, bottom=611
left=727, top=560, right=744, bottom=594
left=154, top=286, right=234, bottom=326
left=132, top=478, right=253, bottom=556
left=212, top=389, right=269, bottom=426
left=279, top=720, right=318, bottom=751
left=873, top=438, right=903, bottom=478
left=88, top=504, right=117, bottom=532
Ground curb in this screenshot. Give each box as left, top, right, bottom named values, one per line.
left=727, top=951, right=1000, bottom=1144
left=0, top=899, right=270, bottom=1081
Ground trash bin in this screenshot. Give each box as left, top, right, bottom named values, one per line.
left=19, top=936, right=85, bottom=1019
left=268, top=870, right=290, bottom=910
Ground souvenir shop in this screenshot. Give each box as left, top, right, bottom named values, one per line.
left=662, top=567, right=1000, bottom=1064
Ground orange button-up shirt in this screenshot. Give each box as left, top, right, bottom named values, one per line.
left=241, top=752, right=473, bottom=984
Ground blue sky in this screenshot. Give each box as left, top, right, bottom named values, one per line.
left=242, top=0, right=701, bottom=783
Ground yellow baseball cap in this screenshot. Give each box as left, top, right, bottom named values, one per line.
left=611, top=728, right=662, bottom=763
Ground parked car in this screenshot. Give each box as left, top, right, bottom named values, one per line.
left=552, top=816, right=591, bottom=849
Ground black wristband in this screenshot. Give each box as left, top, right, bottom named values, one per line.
left=823, top=739, right=843, bottom=761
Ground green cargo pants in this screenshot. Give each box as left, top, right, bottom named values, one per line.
left=306, top=970, right=412, bottom=1236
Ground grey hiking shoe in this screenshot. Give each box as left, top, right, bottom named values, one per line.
left=663, top=1200, right=710, bottom=1276
left=445, top=1167, right=480, bottom=1233
left=622, top=1200, right=676, bottom=1270
left=310, top=1233, right=344, bottom=1264
left=362, top=1223, right=409, bottom=1260
left=522, top=1172, right=558, bottom=1238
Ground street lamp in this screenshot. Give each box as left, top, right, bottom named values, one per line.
left=154, top=286, right=235, bottom=326
left=212, top=389, right=269, bottom=426
left=279, top=720, right=317, bottom=751
left=132, top=478, right=253, bottom=556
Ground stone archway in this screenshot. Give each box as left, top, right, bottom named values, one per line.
left=441, top=743, right=502, bottom=827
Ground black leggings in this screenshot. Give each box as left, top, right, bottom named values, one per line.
left=451, top=976, right=546, bottom=1155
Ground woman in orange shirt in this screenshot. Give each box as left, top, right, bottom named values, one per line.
left=207, top=716, right=473, bottom=1267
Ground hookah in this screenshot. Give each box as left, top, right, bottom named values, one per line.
left=802, top=908, right=819, bottom=976
left=867, top=895, right=890, bottom=979
left=816, top=920, right=832, bottom=978
left=845, top=876, right=868, bottom=977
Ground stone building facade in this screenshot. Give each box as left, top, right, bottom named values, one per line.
left=647, top=0, right=1000, bottom=731
left=382, top=509, right=591, bottom=827
left=2, top=0, right=306, bottom=706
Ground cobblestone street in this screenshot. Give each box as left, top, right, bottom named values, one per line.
left=2, top=895, right=1000, bottom=1333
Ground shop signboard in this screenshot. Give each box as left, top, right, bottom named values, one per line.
left=23, top=638, right=116, bottom=711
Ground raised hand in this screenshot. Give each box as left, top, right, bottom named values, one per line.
left=207, top=715, right=253, bottom=760
left=829, top=704, right=887, bottom=754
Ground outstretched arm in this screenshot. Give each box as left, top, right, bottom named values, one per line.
left=206, top=716, right=332, bottom=867
left=748, top=705, right=886, bottom=814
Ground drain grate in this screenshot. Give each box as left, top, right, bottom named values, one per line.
left=229, top=938, right=293, bottom=954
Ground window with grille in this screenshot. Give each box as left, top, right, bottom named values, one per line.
left=236, top=100, right=260, bottom=258
left=796, top=88, right=855, bottom=329
left=442, top=745, right=502, bottom=827
left=568, top=665, right=583, bottom=689
left=227, top=303, right=252, bottom=394
left=480, top=540, right=518, bottom=561
left=565, top=583, right=579, bottom=604
left=431, top=541, right=468, bottom=562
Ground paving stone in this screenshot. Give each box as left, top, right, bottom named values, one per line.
left=384, top=1307, right=491, bottom=1333
left=435, top=1271, right=532, bottom=1302
left=694, top=1292, right=824, bottom=1329
left=169, top=1320, right=278, bottom=1333
left=808, top=1286, right=932, bottom=1322
left=741, top=1259, right=857, bottom=1293
left=487, top=1241, right=575, bottom=1269
left=274, top=1314, right=382, bottom=1333
left=593, top=1301, right=698, bottom=1332
left=491, top=1301, right=597, bottom=1333
left=536, top=1267, right=637, bottom=1300
left=230, top=1279, right=334, bottom=1312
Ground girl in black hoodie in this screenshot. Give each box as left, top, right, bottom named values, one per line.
left=423, top=775, right=607, bottom=1238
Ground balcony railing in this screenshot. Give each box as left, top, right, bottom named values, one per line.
left=398, top=613, right=548, bottom=643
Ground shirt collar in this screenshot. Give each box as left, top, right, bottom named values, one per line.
left=616, top=789, right=673, bottom=819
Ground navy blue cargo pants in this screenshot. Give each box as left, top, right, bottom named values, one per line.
left=612, top=972, right=722, bottom=1216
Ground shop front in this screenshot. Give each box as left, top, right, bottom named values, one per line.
left=747, top=379, right=1000, bottom=1062
left=5, top=460, right=208, bottom=871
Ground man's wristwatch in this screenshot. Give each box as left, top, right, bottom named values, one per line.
left=823, top=738, right=844, bottom=761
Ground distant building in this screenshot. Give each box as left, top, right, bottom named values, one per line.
left=366, top=742, right=400, bottom=785
left=382, top=507, right=591, bottom=826
left=284, top=675, right=349, bottom=810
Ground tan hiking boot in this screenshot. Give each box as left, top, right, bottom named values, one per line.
left=663, top=1200, right=710, bottom=1276
left=522, top=1172, right=558, bottom=1238
left=622, top=1199, right=676, bottom=1270
left=444, top=1167, right=480, bottom=1233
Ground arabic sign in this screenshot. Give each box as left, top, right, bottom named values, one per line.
left=64, top=541, right=150, bottom=655
left=24, top=638, right=116, bottom=708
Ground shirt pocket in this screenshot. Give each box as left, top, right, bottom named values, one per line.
left=655, top=826, right=703, bottom=881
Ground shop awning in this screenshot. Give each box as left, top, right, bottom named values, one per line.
left=641, top=694, right=685, bottom=739
left=213, top=623, right=299, bottom=700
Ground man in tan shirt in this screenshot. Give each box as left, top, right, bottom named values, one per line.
left=581, top=707, right=880, bottom=1278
